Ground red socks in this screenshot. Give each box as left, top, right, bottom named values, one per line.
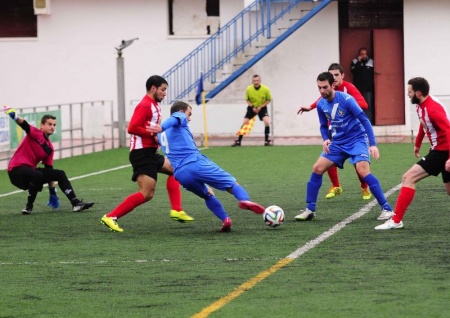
left=107, top=192, right=146, bottom=219
left=392, top=187, right=415, bottom=223
left=327, top=165, right=340, bottom=187
left=166, top=175, right=182, bottom=211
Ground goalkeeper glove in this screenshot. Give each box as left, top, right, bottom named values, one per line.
left=47, top=187, right=60, bottom=209
left=3, top=105, right=18, bottom=121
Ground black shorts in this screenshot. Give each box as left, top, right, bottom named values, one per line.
left=129, top=148, right=165, bottom=182
left=417, top=150, right=450, bottom=183
left=244, top=106, right=269, bottom=121
left=8, top=166, right=66, bottom=191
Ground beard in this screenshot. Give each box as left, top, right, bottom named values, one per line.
left=411, top=95, right=420, bottom=104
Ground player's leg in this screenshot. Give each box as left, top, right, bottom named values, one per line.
left=353, top=165, right=372, bottom=200
left=376, top=151, right=446, bottom=230
left=101, top=151, right=159, bottom=232
left=354, top=160, right=393, bottom=219
left=175, top=163, right=231, bottom=232
left=8, top=167, right=43, bottom=214
left=159, top=157, right=194, bottom=222
left=325, top=165, right=343, bottom=199
left=41, top=168, right=94, bottom=212
left=295, top=156, right=335, bottom=221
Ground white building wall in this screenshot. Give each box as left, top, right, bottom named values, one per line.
left=403, top=0, right=450, bottom=136
left=1, top=0, right=449, bottom=140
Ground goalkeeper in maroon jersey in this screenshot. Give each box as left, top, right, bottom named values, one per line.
left=297, top=63, right=372, bottom=201
left=4, top=106, right=94, bottom=214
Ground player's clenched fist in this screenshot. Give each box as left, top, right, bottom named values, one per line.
left=3, top=105, right=18, bottom=121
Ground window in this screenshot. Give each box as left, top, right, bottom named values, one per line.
left=339, top=0, right=403, bottom=29
left=168, top=0, right=220, bottom=36
left=0, top=0, right=37, bottom=38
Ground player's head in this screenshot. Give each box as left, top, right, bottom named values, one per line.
left=252, top=74, right=261, bottom=88
left=407, top=77, right=430, bottom=104
left=328, top=63, right=345, bottom=87
left=146, top=75, right=168, bottom=102
left=317, top=72, right=335, bottom=100
left=40, top=115, right=57, bottom=136
left=170, top=101, right=192, bottom=121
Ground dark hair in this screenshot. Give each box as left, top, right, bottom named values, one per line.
left=317, top=72, right=334, bottom=85
left=41, top=115, right=56, bottom=124
left=145, top=75, right=168, bottom=91
left=359, top=47, right=368, bottom=54
left=328, top=63, right=344, bottom=74
left=170, top=101, right=190, bottom=115
left=252, top=74, right=260, bottom=79
left=408, top=77, right=430, bottom=96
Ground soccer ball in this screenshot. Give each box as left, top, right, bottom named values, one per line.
left=263, top=205, right=285, bottom=227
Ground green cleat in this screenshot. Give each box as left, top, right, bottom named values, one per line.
left=170, top=210, right=194, bottom=222
left=325, top=186, right=343, bottom=199
left=101, top=214, right=124, bottom=232
left=361, top=187, right=372, bottom=200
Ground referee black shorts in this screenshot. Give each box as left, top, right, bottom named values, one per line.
left=244, top=106, right=269, bottom=121
left=417, top=150, right=450, bottom=183
left=129, top=148, right=165, bottom=182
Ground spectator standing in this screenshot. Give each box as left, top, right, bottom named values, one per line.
left=351, top=47, right=375, bottom=123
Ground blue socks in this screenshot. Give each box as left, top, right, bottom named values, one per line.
left=205, top=195, right=228, bottom=221
left=363, top=174, right=392, bottom=211
left=231, top=184, right=249, bottom=201
left=306, top=172, right=323, bottom=212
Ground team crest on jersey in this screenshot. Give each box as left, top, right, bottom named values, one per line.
left=338, top=109, right=345, bottom=117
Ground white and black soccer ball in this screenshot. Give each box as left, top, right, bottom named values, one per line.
left=263, top=205, right=285, bottom=227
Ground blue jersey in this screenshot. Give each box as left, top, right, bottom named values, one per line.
left=158, top=111, right=236, bottom=198
left=316, top=91, right=375, bottom=145
left=158, top=112, right=199, bottom=171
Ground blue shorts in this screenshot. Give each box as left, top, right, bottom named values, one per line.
left=321, top=136, right=370, bottom=169
left=174, top=155, right=236, bottom=198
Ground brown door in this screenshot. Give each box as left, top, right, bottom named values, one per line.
left=373, top=29, right=405, bottom=125
left=340, top=28, right=404, bottom=125
left=339, top=29, right=372, bottom=84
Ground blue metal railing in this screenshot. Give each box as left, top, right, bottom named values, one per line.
left=162, top=0, right=327, bottom=103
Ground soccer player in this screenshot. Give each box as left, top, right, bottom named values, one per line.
left=232, top=74, right=272, bottom=146
left=297, top=63, right=372, bottom=200
left=375, top=77, right=450, bottom=230
left=4, top=106, right=94, bottom=214
left=295, top=72, right=393, bottom=222
left=100, top=75, right=193, bottom=233
left=149, top=101, right=265, bottom=232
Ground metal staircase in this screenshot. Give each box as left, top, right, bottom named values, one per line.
left=161, top=0, right=332, bottom=104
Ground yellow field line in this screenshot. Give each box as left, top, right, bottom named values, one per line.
left=191, top=257, right=294, bottom=318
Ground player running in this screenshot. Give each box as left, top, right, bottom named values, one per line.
left=100, top=75, right=193, bottom=233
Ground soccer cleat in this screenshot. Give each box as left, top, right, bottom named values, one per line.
left=238, top=200, right=265, bottom=214
left=72, top=201, right=95, bottom=212
left=220, top=217, right=232, bottom=232
left=231, top=140, right=241, bottom=147
left=361, top=187, right=372, bottom=200
left=101, top=214, right=124, bottom=233
left=170, top=210, right=194, bottom=222
left=377, top=210, right=394, bottom=221
left=21, top=203, right=33, bottom=215
left=294, top=209, right=315, bottom=221
left=325, top=186, right=343, bottom=199
left=264, top=140, right=272, bottom=146
left=374, top=219, right=404, bottom=230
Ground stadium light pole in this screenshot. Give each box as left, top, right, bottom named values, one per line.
left=115, top=38, right=138, bottom=147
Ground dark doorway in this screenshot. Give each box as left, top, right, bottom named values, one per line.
left=338, top=0, right=404, bottom=126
